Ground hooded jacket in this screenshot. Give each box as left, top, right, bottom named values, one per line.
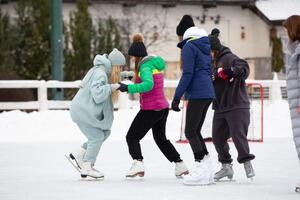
left=128, top=56, right=169, bottom=110
left=174, top=36, right=215, bottom=100
left=212, top=46, right=250, bottom=113
left=286, top=40, right=300, bottom=160
left=69, top=54, right=114, bottom=130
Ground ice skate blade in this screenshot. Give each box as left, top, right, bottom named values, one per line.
left=183, top=179, right=214, bottom=186
left=183, top=181, right=214, bottom=186
left=176, top=171, right=189, bottom=179
left=214, top=179, right=236, bottom=182
left=79, top=176, right=104, bottom=181
left=125, top=174, right=144, bottom=180
left=248, top=177, right=254, bottom=182
left=65, top=154, right=80, bottom=173
left=125, top=176, right=144, bottom=181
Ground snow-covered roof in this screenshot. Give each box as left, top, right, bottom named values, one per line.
left=256, top=0, right=300, bottom=21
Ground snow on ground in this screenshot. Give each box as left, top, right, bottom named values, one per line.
left=0, top=100, right=299, bottom=199
left=0, top=100, right=293, bottom=142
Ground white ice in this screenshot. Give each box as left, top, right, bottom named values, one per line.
left=0, top=100, right=299, bottom=199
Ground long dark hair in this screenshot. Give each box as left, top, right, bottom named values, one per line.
left=134, top=56, right=143, bottom=79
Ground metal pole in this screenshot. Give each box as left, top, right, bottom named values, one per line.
left=51, top=0, right=64, bottom=100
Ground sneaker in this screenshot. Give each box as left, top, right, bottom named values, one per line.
left=214, top=163, right=234, bottom=181
left=183, top=155, right=214, bottom=186
left=244, top=161, right=255, bottom=179
left=81, top=162, right=104, bottom=179
left=175, top=161, right=189, bottom=178
left=125, top=160, right=145, bottom=178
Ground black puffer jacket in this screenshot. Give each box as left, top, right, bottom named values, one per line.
left=212, top=46, right=250, bottom=113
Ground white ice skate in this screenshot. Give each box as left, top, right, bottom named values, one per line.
left=80, top=162, right=104, bottom=180
left=125, top=160, right=145, bottom=179
left=214, top=163, right=234, bottom=182
left=295, top=183, right=300, bottom=193
left=175, top=161, right=189, bottom=178
left=65, top=147, right=86, bottom=172
left=183, top=155, right=214, bottom=186
left=244, top=161, right=255, bottom=180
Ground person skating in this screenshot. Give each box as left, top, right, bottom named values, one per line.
left=172, top=26, right=215, bottom=186
left=66, top=48, right=125, bottom=179
left=283, top=15, right=300, bottom=193
left=209, top=28, right=255, bottom=181
left=118, top=34, right=189, bottom=179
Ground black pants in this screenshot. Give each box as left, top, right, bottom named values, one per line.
left=126, top=108, right=181, bottom=162
left=212, top=109, right=255, bottom=164
left=185, top=99, right=212, bottom=161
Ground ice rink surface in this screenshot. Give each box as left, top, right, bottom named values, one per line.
left=0, top=101, right=299, bottom=199
left=0, top=139, right=299, bottom=200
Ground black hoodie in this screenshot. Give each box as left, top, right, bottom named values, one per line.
left=212, top=46, right=250, bottom=113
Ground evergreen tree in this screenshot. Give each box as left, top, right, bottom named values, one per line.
left=270, top=27, right=284, bottom=73
left=94, top=17, right=123, bottom=55
left=14, top=0, right=51, bottom=80
left=0, top=8, right=15, bottom=73
left=271, top=38, right=284, bottom=72
left=64, top=0, right=93, bottom=81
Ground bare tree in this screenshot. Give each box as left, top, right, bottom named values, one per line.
left=120, top=5, right=171, bottom=49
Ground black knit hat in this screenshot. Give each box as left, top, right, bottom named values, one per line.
left=176, top=15, right=195, bottom=36
left=209, top=28, right=222, bottom=51
left=128, top=34, right=148, bottom=57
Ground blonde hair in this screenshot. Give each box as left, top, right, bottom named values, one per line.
left=110, top=66, right=121, bottom=103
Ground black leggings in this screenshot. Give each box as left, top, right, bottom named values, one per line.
left=185, top=99, right=212, bottom=161
left=126, top=108, right=181, bottom=162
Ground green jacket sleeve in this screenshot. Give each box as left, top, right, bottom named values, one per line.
left=128, top=65, right=154, bottom=94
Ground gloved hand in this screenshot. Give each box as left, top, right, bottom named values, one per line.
left=171, top=99, right=181, bottom=112
left=110, top=83, right=120, bottom=92
left=118, top=82, right=128, bottom=92
left=217, top=68, right=229, bottom=80
left=217, top=67, right=234, bottom=82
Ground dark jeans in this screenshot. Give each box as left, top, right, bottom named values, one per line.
left=212, top=109, right=255, bottom=164
left=126, top=108, right=181, bottom=162
left=185, top=99, right=212, bottom=161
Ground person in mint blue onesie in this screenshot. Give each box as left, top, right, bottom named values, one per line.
left=66, top=48, right=125, bottom=179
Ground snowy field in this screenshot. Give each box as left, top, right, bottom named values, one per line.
left=0, top=100, right=299, bottom=199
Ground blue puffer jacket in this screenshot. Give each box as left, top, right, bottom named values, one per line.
left=174, top=37, right=215, bottom=100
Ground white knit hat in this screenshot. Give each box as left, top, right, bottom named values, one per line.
left=183, top=26, right=208, bottom=40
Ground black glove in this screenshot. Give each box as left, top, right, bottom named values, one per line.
left=118, top=82, right=128, bottom=92
left=171, top=99, right=181, bottom=112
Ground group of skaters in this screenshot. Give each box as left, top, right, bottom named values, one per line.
left=66, top=14, right=300, bottom=189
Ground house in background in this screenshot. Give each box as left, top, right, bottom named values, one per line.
left=1, top=0, right=300, bottom=80
left=254, top=0, right=300, bottom=79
